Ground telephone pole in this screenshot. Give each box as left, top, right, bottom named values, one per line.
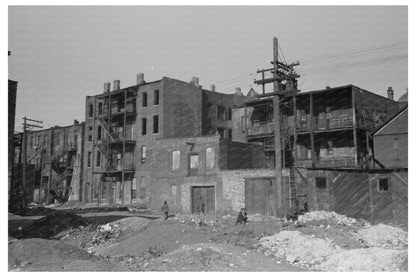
left=21, top=117, right=43, bottom=210
left=254, top=37, right=300, bottom=218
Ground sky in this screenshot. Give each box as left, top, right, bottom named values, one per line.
left=8, top=6, right=408, bottom=131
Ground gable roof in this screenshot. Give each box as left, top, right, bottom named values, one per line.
left=372, top=105, right=408, bottom=136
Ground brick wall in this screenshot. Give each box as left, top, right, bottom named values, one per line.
left=219, top=169, right=292, bottom=212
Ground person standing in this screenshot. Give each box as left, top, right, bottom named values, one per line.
left=196, top=196, right=205, bottom=216
left=161, top=200, right=169, bottom=221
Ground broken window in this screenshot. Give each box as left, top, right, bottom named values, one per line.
left=142, top=118, right=147, bottom=135
left=172, top=150, right=180, bottom=171
left=316, top=177, right=326, bottom=189
left=142, top=92, right=148, bottom=107
left=206, top=147, right=215, bottom=169
left=378, top=177, right=389, bottom=192
left=154, top=90, right=160, bottom=105
left=132, top=178, right=137, bottom=199
left=153, top=115, right=159, bottom=134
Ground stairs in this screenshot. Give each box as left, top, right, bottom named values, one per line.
left=97, top=116, right=118, bottom=141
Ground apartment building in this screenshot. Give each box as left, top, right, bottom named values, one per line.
left=232, top=85, right=401, bottom=169
left=16, top=122, right=85, bottom=204
left=83, top=74, right=250, bottom=205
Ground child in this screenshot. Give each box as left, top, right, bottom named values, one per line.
left=236, top=208, right=248, bottom=225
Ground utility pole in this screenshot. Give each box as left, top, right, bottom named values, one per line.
left=22, top=117, right=43, bottom=210
left=254, top=37, right=300, bottom=218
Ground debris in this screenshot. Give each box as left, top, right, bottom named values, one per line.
left=357, top=224, right=407, bottom=250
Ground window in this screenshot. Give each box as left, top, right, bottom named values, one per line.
left=154, top=90, right=160, bottom=105
left=378, top=178, right=389, bottom=192
left=98, top=102, right=103, bottom=115
left=153, top=115, right=159, bottom=134
left=142, top=92, right=147, bottom=107
left=141, top=145, right=146, bottom=163
left=316, top=177, right=326, bottom=189
left=189, top=154, right=199, bottom=175
left=88, top=127, right=93, bottom=141
left=227, top=108, right=232, bottom=120
left=97, top=126, right=102, bottom=141
left=139, top=176, right=146, bottom=198
left=96, top=151, right=101, bottom=167
left=142, top=118, right=147, bottom=135
left=217, top=106, right=226, bottom=120
left=101, top=185, right=107, bottom=200
left=228, top=129, right=232, bottom=139
left=88, top=104, right=94, bottom=117
left=171, top=185, right=178, bottom=204
left=241, top=116, right=247, bottom=132
left=206, top=147, right=215, bottom=169
left=87, top=151, right=92, bottom=167
left=172, top=150, right=180, bottom=171
left=132, top=178, right=137, bottom=199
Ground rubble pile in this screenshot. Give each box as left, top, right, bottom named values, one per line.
left=259, top=230, right=339, bottom=268
left=90, top=223, right=122, bottom=246
left=357, top=224, right=408, bottom=250
left=316, top=248, right=408, bottom=271
left=298, top=211, right=363, bottom=226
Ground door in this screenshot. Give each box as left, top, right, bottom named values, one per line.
left=245, top=178, right=277, bottom=216
left=191, top=186, right=215, bottom=214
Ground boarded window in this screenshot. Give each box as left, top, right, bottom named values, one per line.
left=87, top=151, right=92, bottom=167
left=153, top=115, right=159, bottom=134
left=172, top=150, right=180, bottom=171
left=189, top=154, right=199, bottom=176
left=171, top=184, right=178, bottom=204
left=139, top=176, right=146, bottom=198
left=316, top=177, right=326, bottom=189
left=154, top=90, right=160, bottom=105
left=142, top=118, right=147, bottom=135
left=206, top=147, right=215, bottom=169
left=141, top=145, right=146, bottom=163
left=378, top=178, right=389, bottom=192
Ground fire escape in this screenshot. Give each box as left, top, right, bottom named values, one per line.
left=44, top=142, right=77, bottom=203
left=93, top=87, right=136, bottom=204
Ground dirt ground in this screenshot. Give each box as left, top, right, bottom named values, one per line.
left=8, top=205, right=408, bottom=271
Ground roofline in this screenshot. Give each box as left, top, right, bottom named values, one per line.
left=24, top=122, right=85, bottom=134
left=89, top=79, right=163, bottom=97
left=372, top=105, right=408, bottom=136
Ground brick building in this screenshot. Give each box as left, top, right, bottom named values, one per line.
left=19, top=121, right=85, bottom=203
left=82, top=74, right=250, bottom=206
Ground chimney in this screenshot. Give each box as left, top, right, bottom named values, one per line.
left=210, top=84, right=216, bottom=91
left=137, top=73, right=145, bottom=85
left=191, top=76, right=199, bottom=87
left=235, top=87, right=243, bottom=96
left=326, top=86, right=331, bottom=90
left=387, top=87, right=394, bottom=100
left=113, top=80, right=120, bottom=91
left=74, top=119, right=79, bottom=125
left=103, top=82, right=111, bottom=93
